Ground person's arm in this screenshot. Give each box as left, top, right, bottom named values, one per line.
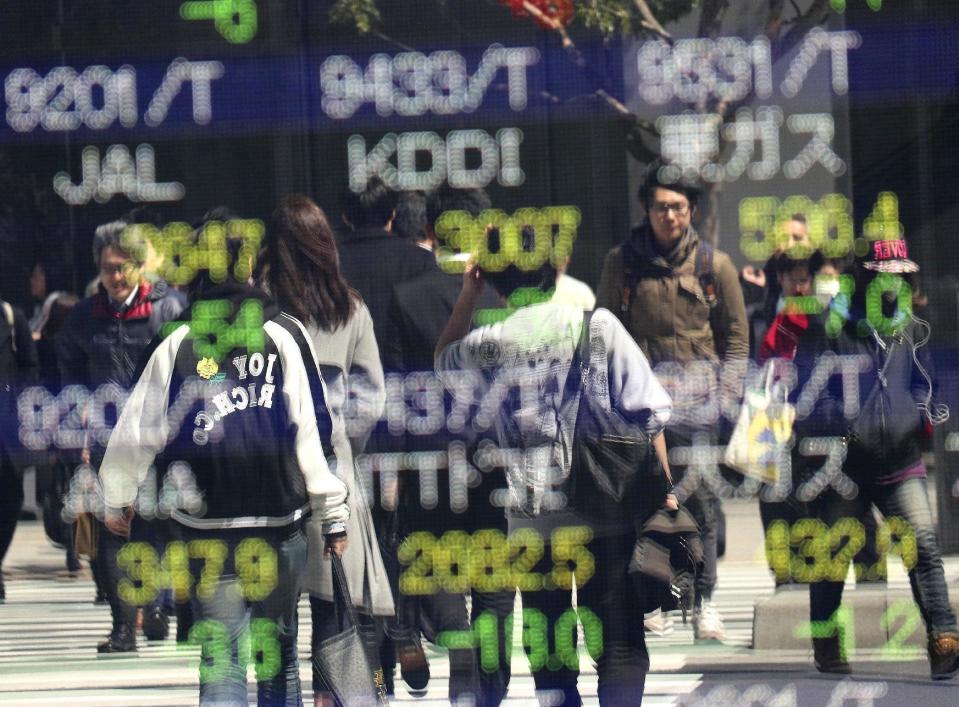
left=347, top=304, right=386, bottom=456
left=594, top=248, right=623, bottom=314
left=598, top=309, right=676, bottom=507
left=265, top=319, right=349, bottom=537
left=99, top=324, right=188, bottom=535
left=12, top=306, right=39, bottom=386
left=712, top=253, right=750, bottom=362
left=383, top=286, right=406, bottom=374
left=434, top=259, right=485, bottom=361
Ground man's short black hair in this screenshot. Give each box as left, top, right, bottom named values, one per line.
left=393, top=191, right=428, bottom=241
left=340, top=176, right=395, bottom=229
left=637, top=161, right=702, bottom=209
left=426, top=186, right=492, bottom=228
left=479, top=224, right=556, bottom=300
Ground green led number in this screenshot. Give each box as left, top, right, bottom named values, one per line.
left=790, top=518, right=830, bottom=583
left=434, top=531, right=472, bottom=594
left=865, top=273, right=912, bottom=337
left=174, top=298, right=266, bottom=363
left=578, top=606, right=604, bottom=661
left=508, top=528, right=544, bottom=592
left=180, top=0, right=258, bottom=44
left=796, top=605, right=855, bottom=658
left=117, top=541, right=160, bottom=605
left=249, top=618, right=281, bottom=681
left=827, top=517, right=866, bottom=583
left=469, top=529, right=509, bottom=593
left=398, top=532, right=437, bottom=596
left=189, top=539, right=229, bottom=601
left=880, top=599, right=923, bottom=660
left=190, top=619, right=231, bottom=684
left=551, top=526, right=594, bottom=590
left=553, top=608, right=579, bottom=671
left=475, top=610, right=501, bottom=673
left=236, top=537, right=278, bottom=601
left=519, top=608, right=549, bottom=672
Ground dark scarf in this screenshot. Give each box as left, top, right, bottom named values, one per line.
left=626, top=221, right=698, bottom=270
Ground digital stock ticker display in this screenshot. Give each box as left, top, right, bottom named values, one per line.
left=1, top=2, right=959, bottom=706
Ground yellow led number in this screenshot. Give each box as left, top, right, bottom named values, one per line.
left=765, top=516, right=916, bottom=584
left=399, top=526, right=591, bottom=595
left=128, top=219, right=264, bottom=288
left=434, top=207, right=581, bottom=274
left=739, top=193, right=854, bottom=262
left=117, top=539, right=278, bottom=603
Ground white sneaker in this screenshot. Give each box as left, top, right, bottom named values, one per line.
left=692, top=601, right=726, bottom=641
left=643, top=609, right=675, bottom=636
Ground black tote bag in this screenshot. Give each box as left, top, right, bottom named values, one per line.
left=566, top=312, right=666, bottom=522
left=311, top=555, right=389, bottom=706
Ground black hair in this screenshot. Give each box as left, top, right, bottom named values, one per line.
left=187, top=206, right=249, bottom=301
left=479, top=224, right=556, bottom=300
left=339, top=176, right=395, bottom=229
left=637, top=160, right=702, bottom=209
left=392, top=191, right=428, bottom=241
left=426, top=186, right=492, bottom=228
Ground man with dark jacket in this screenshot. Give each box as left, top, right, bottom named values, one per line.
left=385, top=187, right=510, bottom=705
left=0, top=296, right=38, bottom=602
left=56, top=219, right=185, bottom=651
left=596, top=166, right=749, bottom=641
left=337, top=177, right=434, bottom=364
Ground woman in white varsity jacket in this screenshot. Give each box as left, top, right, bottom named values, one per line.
left=98, top=235, right=349, bottom=706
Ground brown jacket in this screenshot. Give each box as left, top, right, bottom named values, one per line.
left=596, top=224, right=748, bottom=367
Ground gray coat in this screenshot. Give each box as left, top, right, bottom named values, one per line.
left=300, top=302, right=393, bottom=616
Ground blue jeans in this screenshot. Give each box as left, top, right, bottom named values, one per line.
left=181, top=525, right=307, bottom=707
left=810, top=475, right=958, bottom=636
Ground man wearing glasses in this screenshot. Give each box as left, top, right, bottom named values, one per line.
left=56, top=218, right=185, bottom=653
left=596, top=164, right=748, bottom=641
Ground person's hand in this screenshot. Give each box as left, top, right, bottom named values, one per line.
left=325, top=534, right=349, bottom=558
left=105, top=506, right=133, bottom=537
left=80, top=447, right=91, bottom=466
left=742, top=265, right=766, bottom=288
left=462, top=257, right=485, bottom=302
left=663, top=493, right=679, bottom=511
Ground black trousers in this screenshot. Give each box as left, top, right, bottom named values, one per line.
left=0, top=444, right=23, bottom=571
left=481, top=530, right=649, bottom=707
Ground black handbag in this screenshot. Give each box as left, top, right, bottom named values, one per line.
left=312, top=555, right=389, bottom=706
left=628, top=507, right=704, bottom=618
left=566, top=312, right=666, bottom=520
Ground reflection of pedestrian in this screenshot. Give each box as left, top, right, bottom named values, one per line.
left=596, top=166, right=749, bottom=641
left=260, top=195, right=392, bottom=707
left=100, top=229, right=350, bottom=705
left=26, top=260, right=81, bottom=574
left=55, top=219, right=184, bottom=651
left=436, top=242, right=674, bottom=705
left=0, top=295, right=38, bottom=602
left=796, top=240, right=959, bottom=679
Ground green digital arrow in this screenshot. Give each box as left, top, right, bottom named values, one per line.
left=180, top=0, right=258, bottom=44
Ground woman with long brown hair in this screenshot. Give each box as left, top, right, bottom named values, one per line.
left=260, top=194, right=392, bottom=706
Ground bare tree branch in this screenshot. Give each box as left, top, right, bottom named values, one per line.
left=776, top=0, right=831, bottom=61
left=765, top=0, right=787, bottom=40
left=633, top=0, right=672, bottom=40
left=698, top=0, right=730, bottom=40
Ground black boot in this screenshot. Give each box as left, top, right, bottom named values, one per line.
left=0, top=570, right=5, bottom=604
left=142, top=605, right=170, bottom=641
left=97, top=624, right=136, bottom=654
left=813, top=636, right=851, bottom=674
left=929, top=631, right=959, bottom=680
